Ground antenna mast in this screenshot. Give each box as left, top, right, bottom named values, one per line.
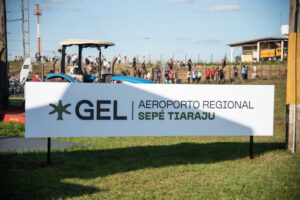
left=22, top=0, right=30, bottom=58
left=34, top=4, right=42, bottom=55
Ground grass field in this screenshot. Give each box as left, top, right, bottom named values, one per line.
left=1, top=79, right=300, bottom=200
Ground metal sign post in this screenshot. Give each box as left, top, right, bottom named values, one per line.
left=47, top=137, right=51, bottom=164
left=250, top=136, right=254, bottom=159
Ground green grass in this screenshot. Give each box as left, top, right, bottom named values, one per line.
left=0, top=122, right=24, bottom=137
left=1, top=79, right=300, bottom=200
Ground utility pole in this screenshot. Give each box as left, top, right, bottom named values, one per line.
left=0, top=0, right=9, bottom=111
left=34, top=4, right=41, bottom=55
left=286, top=0, right=300, bottom=153
left=144, top=37, right=149, bottom=64
left=22, top=0, right=30, bottom=58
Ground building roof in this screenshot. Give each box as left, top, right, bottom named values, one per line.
left=228, top=37, right=288, bottom=47
left=59, top=39, right=115, bottom=48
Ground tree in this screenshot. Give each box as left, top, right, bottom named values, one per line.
left=235, top=56, right=241, bottom=63
left=0, top=0, right=9, bottom=111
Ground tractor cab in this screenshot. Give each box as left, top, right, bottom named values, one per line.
left=59, top=39, right=115, bottom=83
left=46, top=39, right=154, bottom=84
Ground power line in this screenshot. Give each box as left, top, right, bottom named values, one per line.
left=7, top=18, right=22, bottom=22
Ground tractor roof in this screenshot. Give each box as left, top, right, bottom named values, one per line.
left=59, top=39, right=115, bottom=48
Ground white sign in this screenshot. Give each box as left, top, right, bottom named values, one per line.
left=25, top=83, right=274, bottom=138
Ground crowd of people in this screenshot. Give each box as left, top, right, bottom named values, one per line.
left=14, top=56, right=24, bottom=62
left=13, top=53, right=260, bottom=84
left=8, top=77, right=24, bottom=95
left=66, top=54, right=259, bottom=83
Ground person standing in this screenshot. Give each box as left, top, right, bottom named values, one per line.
left=205, top=68, right=210, bottom=83
left=211, top=67, right=216, bottom=80
left=186, top=71, right=191, bottom=84
left=132, top=57, right=137, bottom=69
left=245, top=66, right=249, bottom=80
left=155, top=65, right=161, bottom=83
left=221, top=58, right=226, bottom=68
left=85, top=56, right=90, bottom=66
left=67, top=54, right=71, bottom=65
left=215, top=66, right=219, bottom=81
left=169, top=58, right=173, bottom=70
left=187, top=59, right=192, bottom=72
left=180, top=61, right=184, bottom=68
left=72, top=54, right=77, bottom=66
left=123, top=56, right=128, bottom=68
left=117, top=54, right=121, bottom=64
left=241, top=65, right=246, bottom=80
left=192, top=69, right=197, bottom=83
left=219, top=68, right=225, bottom=83
left=137, top=67, right=142, bottom=78
left=142, top=63, right=147, bottom=78
left=253, top=65, right=257, bottom=79
left=89, top=56, right=94, bottom=66
left=174, top=69, right=179, bottom=84
left=169, top=70, right=175, bottom=84
left=197, top=70, right=202, bottom=83
left=35, top=52, right=40, bottom=63
left=32, top=74, right=40, bottom=82
left=233, top=65, right=238, bottom=79
left=165, top=69, right=170, bottom=84
left=132, top=57, right=137, bottom=77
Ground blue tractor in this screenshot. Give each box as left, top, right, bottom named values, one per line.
left=46, top=39, right=154, bottom=84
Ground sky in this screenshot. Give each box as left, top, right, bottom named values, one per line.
left=6, top=0, right=290, bottom=63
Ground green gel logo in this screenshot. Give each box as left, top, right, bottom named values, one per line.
left=49, top=100, right=71, bottom=120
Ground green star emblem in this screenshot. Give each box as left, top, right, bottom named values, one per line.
left=49, top=100, right=71, bottom=120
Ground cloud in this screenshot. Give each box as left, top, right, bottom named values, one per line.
left=195, top=38, right=223, bottom=44
left=69, top=5, right=80, bottom=11
left=47, top=0, right=68, bottom=3
left=173, top=49, right=185, bottom=54
left=41, top=3, right=80, bottom=12
left=175, top=36, right=191, bottom=41
left=192, top=4, right=241, bottom=12
left=90, top=14, right=113, bottom=19
left=44, top=5, right=53, bottom=10
left=167, top=0, right=194, bottom=3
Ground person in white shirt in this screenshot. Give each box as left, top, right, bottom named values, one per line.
left=89, top=56, right=94, bottom=65
left=197, top=71, right=202, bottom=83
left=71, top=54, right=77, bottom=66
left=101, top=58, right=111, bottom=75
left=252, top=66, right=257, bottom=79
left=187, top=71, right=191, bottom=84
left=117, top=54, right=121, bottom=64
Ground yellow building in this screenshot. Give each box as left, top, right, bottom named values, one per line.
left=228, top=37, right=288, bottom=62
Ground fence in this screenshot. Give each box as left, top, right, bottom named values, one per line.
left=159, top=62, right=287, bottom=84
left=8, top=61, right=287, bottom=86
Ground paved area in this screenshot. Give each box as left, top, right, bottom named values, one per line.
left=0, top=136, right=87, bottom=153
